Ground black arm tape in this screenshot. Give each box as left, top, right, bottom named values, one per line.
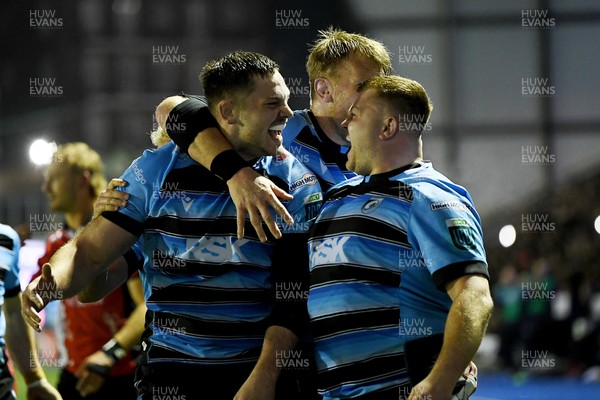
left=166, top=96, right=218, bottom=155
left=432, top=261, right=489, bottom=291
left=210, top=149, right=250, bottom=182
left=123, top=247, right=144, bottom=275
left=4, top=285, right=20, bottom=298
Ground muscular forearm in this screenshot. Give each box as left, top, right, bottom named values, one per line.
left=44, top=217, right=138, bottom=304
left=77, top=257, right=129, bottom=303
left=113, top=303, right=146, bottom=351
left=427, top=277, right=493, bottom=392
left=4, top=297, right=46, bottom=384
left=253, top=325, right=299, bottom=381
left=113, top=278, right=146, bottom=351
left=46, top=238, right=103, bottom=300
left=188, top=127, right=234, bottom=169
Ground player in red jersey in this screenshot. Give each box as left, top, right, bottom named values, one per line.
left=32, top=142, right=145, bottom=399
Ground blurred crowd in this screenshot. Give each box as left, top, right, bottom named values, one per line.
left=485, top=169, right=600, bottom=380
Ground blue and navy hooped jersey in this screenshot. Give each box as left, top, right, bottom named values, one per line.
left=0, top=224, right=22, bottom=347
left=283, top=110, right=357, bottom=191
left=103, top=141, right=322, bottom=366
left=307, top=162, right=489, bottom=398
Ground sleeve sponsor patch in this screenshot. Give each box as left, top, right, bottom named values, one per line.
left=431, top=200, right=468, bottom=211
left=446, top=218, right=477, bottom=250
left=304, top=192, right=323, bottom=221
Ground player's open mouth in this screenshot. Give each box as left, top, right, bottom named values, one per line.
left=268, top=123, right=285, bottom=141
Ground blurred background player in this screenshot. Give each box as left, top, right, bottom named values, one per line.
left=33, top=142, right=145, bottom=399
left=0, top=222, right=62, bottom=399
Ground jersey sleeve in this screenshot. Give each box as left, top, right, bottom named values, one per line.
left=279, top=155, right=323, bottom=235
left=102, top=143, right=178, bottom=236
left=165, top=95, right=218, bottom=155
left=407, top=185, right=489, bottom=290
left=0, top=226, right=21, bottom=297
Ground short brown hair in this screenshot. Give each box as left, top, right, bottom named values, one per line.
left=359, top=75, right=433, bottom=132
left=306, top=28, right=392, bottom=99
left=200, top=51, right=279, bottom=111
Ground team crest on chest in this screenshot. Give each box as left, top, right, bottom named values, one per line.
left=361, top=197, right=383, bottom=214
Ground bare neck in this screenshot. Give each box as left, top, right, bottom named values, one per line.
left=64, top=198, right=94, bottom=230
left=370, top=136, right=423, bottom=175
left=310, top=102, right=348, bottom=146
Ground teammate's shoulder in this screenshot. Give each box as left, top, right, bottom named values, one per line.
left=323, top=175, right=363, bottom=200
left=291, top=109, right=311, bottom=124
left=283, top=110, right=313, bottom=143
left=263, top=148, right=317, bottom=179
left=403, top=162, right=473, bottom=205
left=127, top=141, right=181, bottom=175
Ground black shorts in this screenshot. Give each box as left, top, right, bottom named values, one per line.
left=134, top=352, right=319, bottom=400
left=57, top=368, right=136, bottom=400
left=0, top=350, right=15, bottom=400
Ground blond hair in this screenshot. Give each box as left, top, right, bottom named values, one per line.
left=150, top=126, right=171, bottom=148
left=53, top=142, right=107, bottom=198
left=306, top=27, right=392, bottom=100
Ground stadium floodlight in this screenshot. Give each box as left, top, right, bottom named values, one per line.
left=29, top=139, right=57, bottom=165
left=498, top=224, right=516, bottom=248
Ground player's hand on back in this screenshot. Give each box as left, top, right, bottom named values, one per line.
left=93, top=178, right=129, bottom=219
left=227, top=167, right=294, bottom=242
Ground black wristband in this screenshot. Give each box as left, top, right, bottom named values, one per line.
left=101, top=339, right=126, bottom=363
left=210, top=149, right=250, bottom=182
left=86, top=362, right=111, bottom=377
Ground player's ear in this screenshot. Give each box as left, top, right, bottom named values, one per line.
left=80, top=170, right=92, bottom=191
left=217, top=99, right=236, bottom=124
left=379, top=115, right=398, bottom=141
left=314, top=78, right=333, bottom=103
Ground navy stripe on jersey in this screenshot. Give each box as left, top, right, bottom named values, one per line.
left=0, top=234, right=14, bottom=251
left=148, top=310, right=268, bottom=338
left=148, top=284, right=269, bottom=306
left=310, top=307, right=399, bottom=340
left=310, top=214, right=408, bottom=247
left=148, top=342, right=262, bottom=365
left=148, top=255, right=264, bottom=278
left=317, top=352, right=407, bottom=395
left=310, top=264, right=401, bottom=288
left=325, top=178, right=415, bottom=203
